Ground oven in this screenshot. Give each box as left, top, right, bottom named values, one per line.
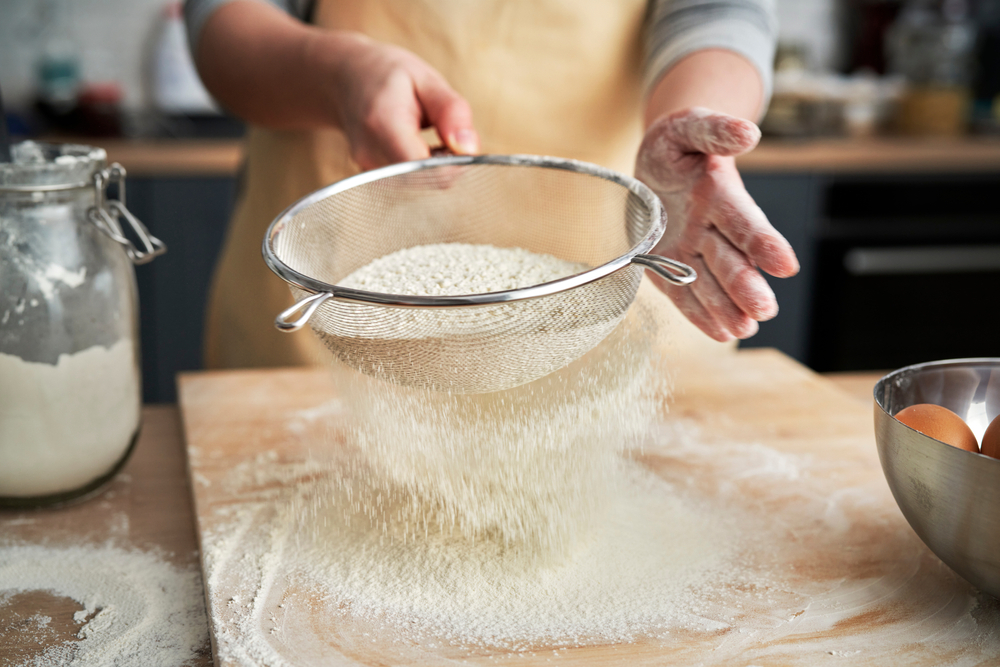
left=807, top=174, right=1000, bottom=372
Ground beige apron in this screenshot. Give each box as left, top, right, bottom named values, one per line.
left=204, top=0, right=731, bottom=369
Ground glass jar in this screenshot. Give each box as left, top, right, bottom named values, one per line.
left=0, top=141, right=165, bottom=507
left=886, top=0, right=977, bottom=135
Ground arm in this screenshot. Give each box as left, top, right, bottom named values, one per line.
left=189, top=0, right=479, bottom=169
left=636, top=25, right=800, bottom=342
left=645, top=48, right=763, bottom=124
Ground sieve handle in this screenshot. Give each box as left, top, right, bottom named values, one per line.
left=275, top=292, right=334, bottom=332
left=631, top=254, right=696, bottom=286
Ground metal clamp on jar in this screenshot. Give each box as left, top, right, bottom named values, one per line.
left=0, top=141, right=166, bottom=507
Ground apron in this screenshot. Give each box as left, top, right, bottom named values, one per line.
left=203, top=0, right=733, bottom=369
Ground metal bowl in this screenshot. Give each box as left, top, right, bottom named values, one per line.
left=874, top=358, right=1000, bottom=598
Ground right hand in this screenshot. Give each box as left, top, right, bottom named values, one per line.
left=635, top=108, right=799, bottom=342
left=330, top=34, right=480, bottom=171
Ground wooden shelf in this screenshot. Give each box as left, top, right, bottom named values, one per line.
left=33, top=135, right=1000, bottom=178
left=740, top=136, right=1000, bottom=174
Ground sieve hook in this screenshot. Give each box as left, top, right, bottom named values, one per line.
left=631, top=254, right=696, bottom=285
left=275, top=292, right=333, bottom=331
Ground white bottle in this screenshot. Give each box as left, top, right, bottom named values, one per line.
left=150, top=1, right=218, bottom=114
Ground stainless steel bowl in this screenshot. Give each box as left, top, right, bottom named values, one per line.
left=874, top=358, right=1000, bottom=598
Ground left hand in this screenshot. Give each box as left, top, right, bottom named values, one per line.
left=635, top=107, right=800, bottom=342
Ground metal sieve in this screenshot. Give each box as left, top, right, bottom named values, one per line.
left=263, top=154, right=695, bottom=394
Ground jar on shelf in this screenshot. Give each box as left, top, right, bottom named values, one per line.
left=0, top=141, right=165, bottom=508
left=886, top=0, right=977, bottom=135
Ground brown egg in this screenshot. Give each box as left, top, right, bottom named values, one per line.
left=894, top=403, right=979, bottom=453
left=981, top=415, right=1000, bottom=459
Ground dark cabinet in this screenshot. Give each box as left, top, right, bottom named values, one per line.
left=129, top=176, right=235, bottom=402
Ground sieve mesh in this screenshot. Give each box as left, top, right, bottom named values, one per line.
left=264, top=155, right=687, bottom=393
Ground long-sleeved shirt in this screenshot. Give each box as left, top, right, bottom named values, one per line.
left=183, top=0, right=777, bottom=103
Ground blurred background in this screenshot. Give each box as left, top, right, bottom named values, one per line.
left=1, top=0, right=998, bottom=401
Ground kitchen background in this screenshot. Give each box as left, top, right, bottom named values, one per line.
left=1, top=0, right=999, bottom=402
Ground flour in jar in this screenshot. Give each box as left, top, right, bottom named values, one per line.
left=0, top=339, right=140, bottom=497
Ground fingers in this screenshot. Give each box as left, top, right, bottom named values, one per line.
left=416, top=74, right=479, bottom=156
left=352, top=70, right=431, bottom=169
left=666, top=107, right=761, bottom=157
left=697, top=227, right=778, bottom=322
left=343, top=46, right=479, bottom=171
left=654, top=257, right=758, bottom=343
left=710, top=173, right=800, bottom=279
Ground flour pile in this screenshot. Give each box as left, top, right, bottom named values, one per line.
left=0, top=543, right=209, bottom=666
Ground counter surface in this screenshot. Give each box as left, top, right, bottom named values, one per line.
left=69, top=136, right=1000, bottom=176
left=1, top=365, right=983, bottom=666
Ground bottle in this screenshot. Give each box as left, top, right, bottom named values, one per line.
left=150, top=1, right=218, bottom=115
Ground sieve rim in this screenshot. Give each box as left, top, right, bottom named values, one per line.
left=262, top=153, right=666, bottom=308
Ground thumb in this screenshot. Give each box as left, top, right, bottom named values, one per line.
left=415, top=74, right=479, bottom=155
left=667, top=107, right=761, bottom=157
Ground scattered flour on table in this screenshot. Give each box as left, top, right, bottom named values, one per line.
left=195, top=251, right=1000, bottom=664
left=0, top=543, right=208, bottom=666
left=0, top=340, right=139, bottom=497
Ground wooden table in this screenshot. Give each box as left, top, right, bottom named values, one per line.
left=0, top=364, right=886, bottom=665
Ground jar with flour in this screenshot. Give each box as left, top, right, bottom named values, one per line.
left=0, top=142, right=165, bottom=507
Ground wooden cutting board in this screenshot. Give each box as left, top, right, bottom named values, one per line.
left=178, top=348, right=1000, bottom=666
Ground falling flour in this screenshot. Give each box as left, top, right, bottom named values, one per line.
left=0, top=340, right=140, bottom=497
left=196, top=281, right=762, bottom=662
left=0, top=543, right=209, bottom=666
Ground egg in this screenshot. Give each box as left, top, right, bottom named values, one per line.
left=981, top=415, right=1000, bottom=459
left=894, top=403, right=979, bottom=453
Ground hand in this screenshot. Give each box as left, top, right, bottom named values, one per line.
left=330, top=35, right=480, bottom=171
left=635, top=107, right=799, bottom=342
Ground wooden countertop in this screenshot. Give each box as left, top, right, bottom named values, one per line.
left=0, top=366, right=895, bottom=665
left=71, top=136, right=1000, bottom=177
left=98, top=138, right=245, bottom=177
left=738, top=136, right=1000, bottom=174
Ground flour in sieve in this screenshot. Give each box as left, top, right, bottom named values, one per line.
left=326, top=243, right=620, bottom=393
left=0, top=543, right=209, bottom=666
left=338, top=243, right=587, bottom=296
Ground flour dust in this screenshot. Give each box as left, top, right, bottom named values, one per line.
left=0, top=543, right=209, bottom=666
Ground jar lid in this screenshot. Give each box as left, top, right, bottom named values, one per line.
left=0, top=142, right=108, bottom=193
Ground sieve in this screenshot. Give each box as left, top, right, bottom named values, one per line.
left=263, top=153, right=695, bottom=394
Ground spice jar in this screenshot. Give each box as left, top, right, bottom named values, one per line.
left=0, top=142, right=165, bottom=507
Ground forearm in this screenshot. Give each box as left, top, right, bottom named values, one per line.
left=644, top=49, right=765, bottom=128
left=193, top=0, right=355, bottom=129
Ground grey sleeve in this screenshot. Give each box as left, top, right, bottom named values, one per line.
left=644, top=0, right=778, bottom=105
left=183, top=0, right=311, bottom=57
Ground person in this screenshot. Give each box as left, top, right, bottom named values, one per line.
left=184, top=0, right=800, bottom=369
